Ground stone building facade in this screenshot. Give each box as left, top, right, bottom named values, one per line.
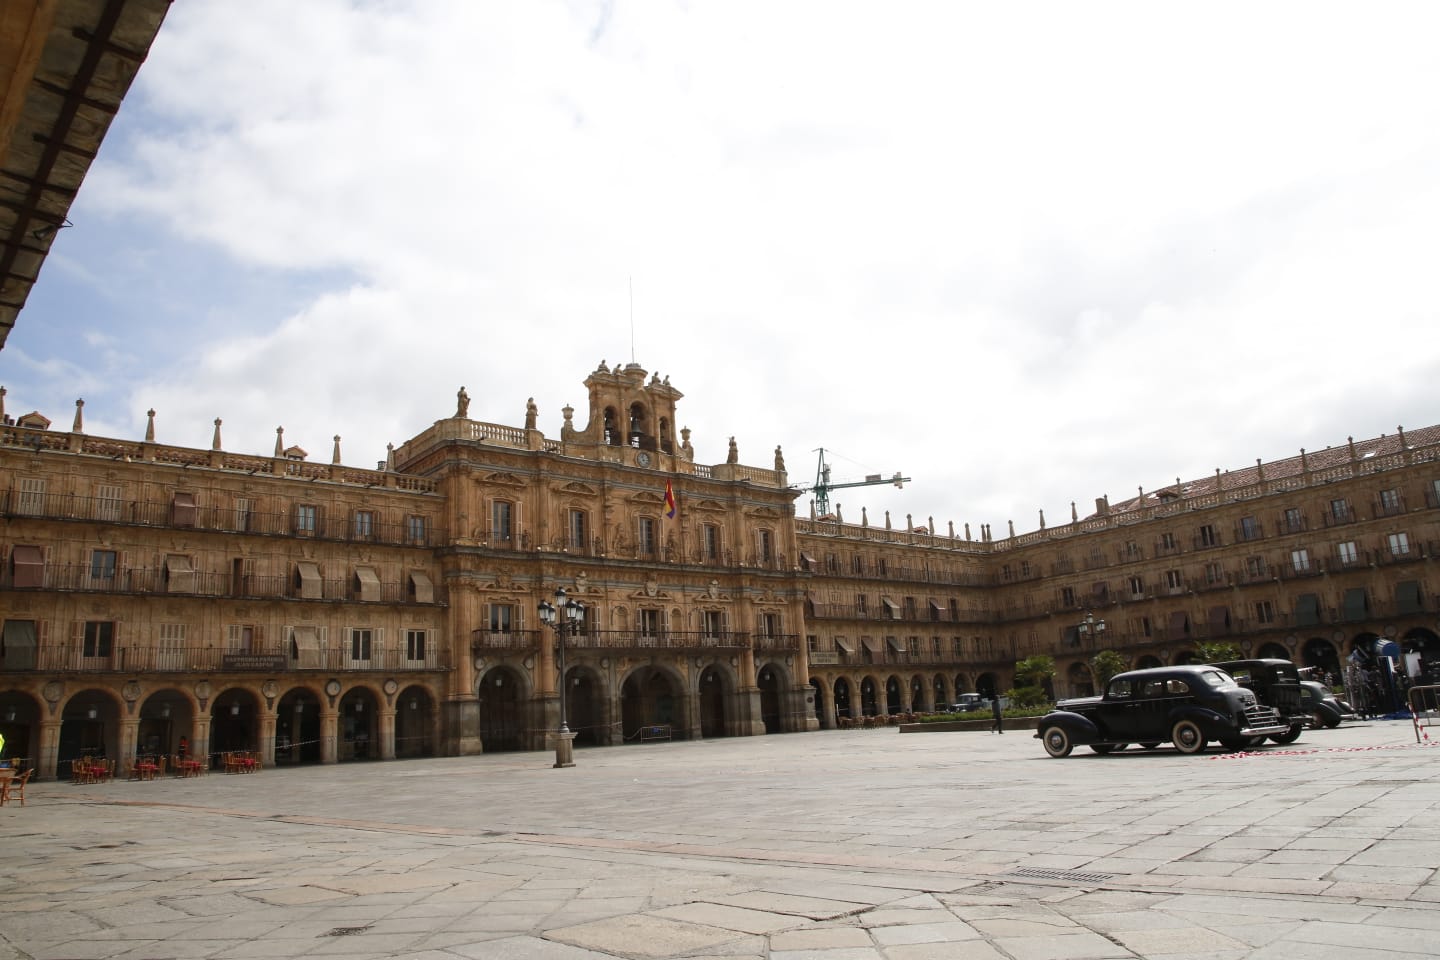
left=2, top=370, right=1439, bottom=777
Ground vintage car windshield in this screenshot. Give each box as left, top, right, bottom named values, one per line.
left=1197, top=669, right=1233, bottom=687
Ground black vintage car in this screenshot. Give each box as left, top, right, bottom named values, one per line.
left=1036, top=665, right=1290, bottom=757
left=1209, top=659, right=1306, bottom=744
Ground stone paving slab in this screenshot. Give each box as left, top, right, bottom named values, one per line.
left=1, top=721, right=1436, bottom=959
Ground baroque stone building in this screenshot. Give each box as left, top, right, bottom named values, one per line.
left=2, top=370, right=1439, bottom=778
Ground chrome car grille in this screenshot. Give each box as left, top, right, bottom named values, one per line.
left=1243, top=703, right=1282, bottom=727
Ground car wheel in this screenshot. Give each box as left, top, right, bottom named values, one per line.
left=1041, top=726, right=1073, bottom=758
left=1244, top=736, right=1267, bottom=747
left=1139, top=742, right=1161, bottom=750
left=1220, top=737, right=1247, bottom=752
left=1171, top=719, right=1207, bottom=755
left=1091, top=744, right=1114, bottom=754
left=1310, top=711, right=1327, bottom=730
left=1270, top=723, right=1303, bottom=745
left=1323, top=713, right=1341, bottom=729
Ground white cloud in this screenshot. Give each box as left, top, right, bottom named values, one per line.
left=11, top=0, right=1440, bottom=536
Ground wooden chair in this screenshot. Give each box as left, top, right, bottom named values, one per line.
left=1, top=769, right=32, bottom=806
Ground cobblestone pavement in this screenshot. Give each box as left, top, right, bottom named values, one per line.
left=1, top=721, right=1437, bottom=959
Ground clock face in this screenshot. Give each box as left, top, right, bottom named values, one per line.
left=636, top=451, right=651, bottom=467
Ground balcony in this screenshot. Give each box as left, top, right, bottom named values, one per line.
left=2, top=491, right=446, bottom=548
left=0, top=641, right=449, bottom=674
left=0, top=562, right=442, bottom=605
left=471, top=629, right=757, bottom=654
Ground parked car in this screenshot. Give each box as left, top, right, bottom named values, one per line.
left=1036, top=665, right=1289, bottom=757
left=949, top=693, right=987, bottom=713
left=1208, top=659, right=1306, bottom=744
left=1300, top=680, right=1352, bottom=728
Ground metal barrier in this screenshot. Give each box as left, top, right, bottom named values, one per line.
left=1407, top=684, right=1440, bottom=743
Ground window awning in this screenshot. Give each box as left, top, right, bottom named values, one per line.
left=1168, top=611, right=1190, bottom=635
left=410, top=571, right=434, bottom=604
left=861, top=636, right=882, bottom=654
left=354, top=565, right=380, bottom=602
left=928, top=599, right=943, bottom=614
left=171, top=492, right=196, bottom=527
left=834, top=637, right=855, bottom=654
left=1294, top=593, right=1321, bottom=626
left=881, top=597, right=900, bottom=617
left=164, top=555, right=195, bottom=593
left=291, top=625, right=323, bottom=667
left=1343, top=587, right=1368, bottom=620
left=11, top=545, right=43, bottom=588
left=886, top=636, right=906, bottom=653
left=1, top=619, right=38, bottom=669
left=799, top=552, right=816, bottom=571
left=296, top=561, right=322, bottom=600
left=1208, top=605, right=1230, bottom=629
left=1397, top=580, right=1423, bottom=615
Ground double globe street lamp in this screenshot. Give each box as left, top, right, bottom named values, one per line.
left=537, top=587, right=585, bottom=768
left=1076, top=611, right=1106, bottom=645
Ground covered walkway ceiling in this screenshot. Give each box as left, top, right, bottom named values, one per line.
left=0, top=0, right=170, bottom=350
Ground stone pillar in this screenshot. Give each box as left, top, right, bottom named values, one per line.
left=259, top=711, right=277, bottom=769
left=38, top=720, right=60, bottom=781
left=193, top=715, right=212, bottom=771
left=378, top=707, right=396, bottom=760
left=320, top=711, right=339, bottom=764
left=118, top=718, right=139, bottom=765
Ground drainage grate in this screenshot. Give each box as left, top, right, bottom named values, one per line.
left=1005, top=867, right=1115, bottom=884
left=323, top=926, right=372, bottom=937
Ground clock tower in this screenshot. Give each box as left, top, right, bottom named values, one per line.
left=564, top=360, right=686, bottom=464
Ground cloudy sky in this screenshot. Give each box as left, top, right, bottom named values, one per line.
left=5, top=1, right=1439, bottom=538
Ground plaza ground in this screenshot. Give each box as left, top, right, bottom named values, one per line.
left=1, top=720, right=1437, bottom=959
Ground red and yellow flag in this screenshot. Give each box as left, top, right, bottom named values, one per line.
left=663, top=478, right=677, bottom=519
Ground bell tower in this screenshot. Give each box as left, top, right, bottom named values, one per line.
left=567, top=361, right=684, bottom=456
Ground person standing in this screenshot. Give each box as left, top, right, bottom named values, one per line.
left=991, top=695, right=1004, bottom=734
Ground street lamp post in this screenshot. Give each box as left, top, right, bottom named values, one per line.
left=1076, top=611, right=1106, bottom=646
left=537, top=587, right=584, bottom=769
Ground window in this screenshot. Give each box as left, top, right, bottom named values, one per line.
left=1246, top=556, right=1266, bottom=578
left=762, top=613, right=781, bottom=637
left=1199, top=524, right=1218, bottom=547
left=1159, top=532, right=1177, bottom=551
left=638, top=517, right=658, bottom=556
left=1283, top=507, right=1303, bottom=532
left=16, top=477, right=45, bottom=515
left=83, top=621, right=114, bottom=658
left=234, top=497, right=253, bottom=533
left=1255, top=600, right=1275, bottom=624
left=1141, top=616, right=1153, bottom=637
left=489, top=604, right=514, bottom=633
left=825, top=553, right=839, bottom=573
left=1337, top=541, right=1359, bottom=565
left=349, top=628, right=373, bottom=661
left=94, top=483, right=122, bottom=521
left=758, top=529, right=773, bottom=564
left=1388, top=532, right=1411, bottom=556
left=877, top=557, right=887, bottom=576
left=1061, top=587, right=1076, bottom=607
left=569, top=509, right=587, bottom=549
left=171, top=492, right=197, bottom=527
left=1291, top=549, right=1311, bottom=573
left=1330, top=498, right=1350, bottom=522
left=156, top=623, right=185, bottom=670
left=1165, top=569, right=1183, bottom=590
left=1380, top=488, right=1402, bottom=514
left=932, top=637, right=941, bottom=657
left=405, top=629, right=427, bottom=661
left=492, top=501, right=513, bottom=542
left=904, top=596, right=917, bottom=619
left=949, top=598, right=959, bottom=621
left=702, top=524, right=720, bottom=561
left=1002, top=564, right=1013, bottom=582
left=1239, top=516, right=1260, bottom=541
left=638, top=609, right=661, bottom=637
left=1125, top=540, right=1140, bottom=559
left=295, top=503, right=318, bottom=535
left=851, top=554, right=864, bottom=574
left=10, top=545, right=44, bottom=588
left=406, top=515, right=428, bottom=544
left=90, top=549, right=117, bottom=584
left=856, top=594, right=868, bottom=614
left=353, top=510, right=374, bottom=540
left=1129, top=576, right=1144, bottom=597
left=702, top=610, right=724, bottom=637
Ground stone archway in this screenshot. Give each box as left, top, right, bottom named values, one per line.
left=477, top=666, right=526, bottom=752
left=0, top=691, right=42, bottom=769
left=1302, top=637, right=1341, bottom=678
left=1067, top=661, right=1093, bottom=698
left=57, top=689, right=121, bottom=779
left=394, top=685, right=436, bottom=758
left=276, top=687, right=323, bottom=765
left=620, top=666, right=684, bottom=741
left=700, top=665, right=731, bottom=738
left=136, top=689, right=192, bottom=759
left=757, top=664, right=783, bottom=733
left=1135, top=655, right=1162, bottom=670
left=566, top=667, right=604, bottom=746
left=975, top=673, right=999, bottom=700
left=1257, top=642, right=1290, bottom=660
left=833, top=677, right=853, bottom=721
left=859, top=677, right=880, bottom=716
left=208, top=688, right=262, bottom=769
left=339, top=686, right=380, bottom=761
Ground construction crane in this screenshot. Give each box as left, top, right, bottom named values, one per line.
left=802, top=448, right=909, bottom=519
